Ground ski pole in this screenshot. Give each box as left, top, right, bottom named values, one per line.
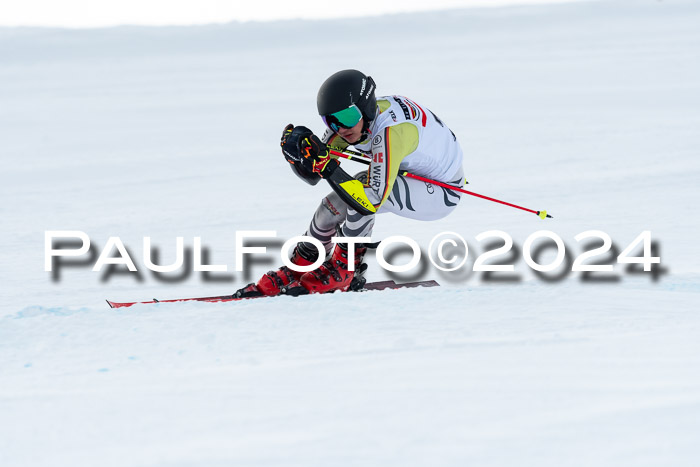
left=328, top=147, right=553, bottom=219
left=328, top=148, right=372, bottom=165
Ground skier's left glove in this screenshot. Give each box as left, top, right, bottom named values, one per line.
left=299, top=134, right=338, bottom=178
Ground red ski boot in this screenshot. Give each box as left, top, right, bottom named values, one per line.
left=299, top=242, right=367, bottom=294
left=234, top=243, right=319, bottom=298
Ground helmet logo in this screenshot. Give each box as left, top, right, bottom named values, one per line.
left=360, top=78, right=366, bottom=96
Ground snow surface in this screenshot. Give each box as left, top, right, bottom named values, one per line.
left=2, top=0, right=700, bottom=465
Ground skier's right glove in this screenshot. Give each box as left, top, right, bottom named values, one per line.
left=281, top=123, right=339, bottom=181
left=281, top=124, right=313, bottom=164
left=299, top=134, right=338, bottom=178
left=281, top=123, right=323, bottom=185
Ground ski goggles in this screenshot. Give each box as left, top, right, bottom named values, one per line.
left=321, top=104, right=363, bottom=132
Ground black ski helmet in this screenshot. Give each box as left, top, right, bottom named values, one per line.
left=317, top=70, right=377, bottom=122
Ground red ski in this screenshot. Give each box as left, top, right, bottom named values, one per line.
left=106, top=280, right=439, bottom=308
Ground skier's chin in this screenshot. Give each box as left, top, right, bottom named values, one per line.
left=341, top=134, right=362, bottom=145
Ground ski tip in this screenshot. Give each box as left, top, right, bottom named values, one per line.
left=106, top=299, right=115, bottom=309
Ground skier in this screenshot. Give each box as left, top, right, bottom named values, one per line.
left=236, top=69, right=464, bottom=297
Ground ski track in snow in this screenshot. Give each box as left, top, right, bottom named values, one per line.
left=2, top=0, right=700, bottom=465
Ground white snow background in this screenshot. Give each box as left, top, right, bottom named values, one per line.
left=2, top=0, right=700, bottom=465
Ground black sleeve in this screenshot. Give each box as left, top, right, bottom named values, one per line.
left=288, top=161, right=322, bottom=186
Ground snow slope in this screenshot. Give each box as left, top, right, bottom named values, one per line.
left=1, top=0, right=700, bottom=465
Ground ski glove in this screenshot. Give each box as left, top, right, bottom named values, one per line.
left=300, top=134, right=337, bottom=177
left=281, top=124, right=313, bottom=164
left=280, top=124, right=337, bottom=179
